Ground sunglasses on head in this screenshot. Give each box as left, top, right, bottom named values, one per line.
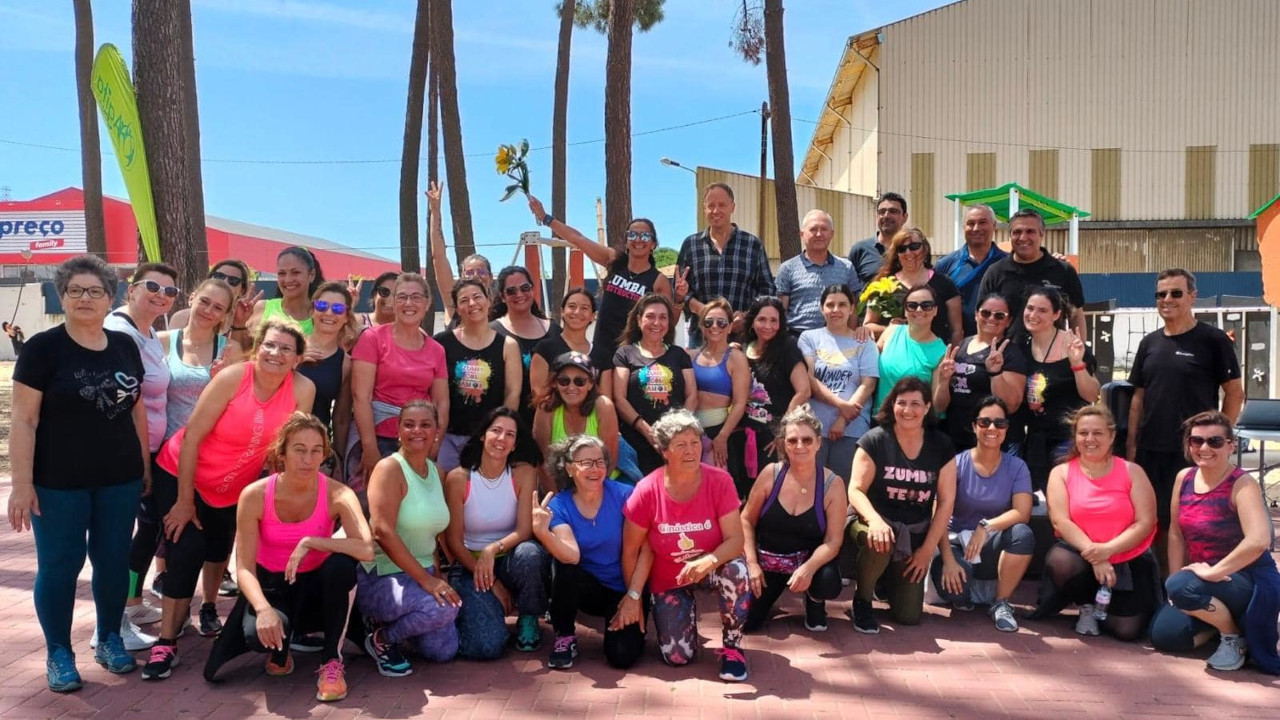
left=1188, top=435, right=1230, bottom=448
left=626, top=230, right=654, bottom=243
left=313, top=300, right=347, bottom=315
left=702, top=317, right=730, bottom=329
left=504, top=282, right=534, bottom=297
left=374, top=286, right=392, bottom=298
left=978, top=309, right=1009, bottom=320
left=134, top=279, right=181, bottom=298
left=975, top=417, right=1011, bottom=429
left=1155, top=289, right=1186, bottom=300
left=905, top=300, right=937, bottom=311
left=902, top=241, right=925, bottom=252
left=210, top=270, right=244, bottom=288
left=556, top=376, right=591, bottom=388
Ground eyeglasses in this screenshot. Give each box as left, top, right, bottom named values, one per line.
left=978, top=309, right=1010, bottom=321
left=259, top=340, right=297, bottom=356
left=784, top=436, right=817, bottom=447
left=974, top=417, right=1011, bottom=429
left=374, top=286, right=392, bottom=298
left=626, top=230, right=654, bottom=243
left=461, top=268, right=491, bottom=280
left=395, top=293, right=427, bottom=304
left=65, top=285, right=108, bottom=299
left=901, top=241, right=925, bottom=252
left=905, top=300, right=937, bottom=311
left=504, top=282, right=534, bottom=297
left=702, top=317, right=730, bottom=329
left=210, top=270, right=244, bottom=288
left=572, top=458, right=608, bottom=470
left=313, top=300, right=347, bottom=315
left=1155, top=289, right=1186, bottom=300
left=556, top=376, right=590, bottom=388
left=134, top=280, right=181, bottom=298
left=1188, top=435, right=1230, bottom=449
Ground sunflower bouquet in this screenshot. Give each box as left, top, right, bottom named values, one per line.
left=495, top=139, right=531, bottom=201
left=857, top=276, right=907, bottom=320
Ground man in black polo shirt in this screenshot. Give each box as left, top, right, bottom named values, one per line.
left=1126, top=268, right=1243, bottom=536
left=977, top=209, right=1085, bottom=331
left=848, top=192, right=908, bottom=285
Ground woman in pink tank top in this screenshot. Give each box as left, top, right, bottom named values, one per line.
left=143, top=319, right=317, bottom=682
left=205, top=414, right=372, bottom=701
left=1032, top=406, right=1160, bottom=641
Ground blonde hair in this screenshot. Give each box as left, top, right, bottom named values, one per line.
left=1063, top=405, right=1116, bottom=461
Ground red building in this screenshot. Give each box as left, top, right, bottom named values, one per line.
left=0, top=187, right=401, bottom=278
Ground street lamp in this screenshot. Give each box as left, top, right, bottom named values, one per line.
left=659, top=157, right=696, bottom=174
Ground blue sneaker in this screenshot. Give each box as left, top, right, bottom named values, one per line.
left=46, top=646, right=83, bottom=693
left=94, top=632, right=138, bottom=674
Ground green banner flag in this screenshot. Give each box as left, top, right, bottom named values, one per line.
left=91, top=43, right=160, bottom=262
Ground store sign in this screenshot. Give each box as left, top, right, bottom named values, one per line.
left=0, top=212, right=87, bottom=256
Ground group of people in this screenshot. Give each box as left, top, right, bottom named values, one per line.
left=8, top=182, right=1278, bottom=703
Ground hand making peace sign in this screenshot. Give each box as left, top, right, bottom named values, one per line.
left=937, top=344, right=959, bottom=382
left=984, top=338, right=1011, bottom=374
left=674, top=266, right=690, bottom=303
left=1066, top=325, right=1088, bottom=366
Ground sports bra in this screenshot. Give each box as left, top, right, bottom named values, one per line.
left=693, top=348, right=733, bottom=397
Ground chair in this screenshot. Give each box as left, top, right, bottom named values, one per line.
left=1235, top=398, right=1280, bottom=507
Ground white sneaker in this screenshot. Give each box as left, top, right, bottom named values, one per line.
left=92, top=616, right=157, bottom=651
left=1074, top=604, right=1100, bottom=636
left=124, top=599, right=163, bottom=626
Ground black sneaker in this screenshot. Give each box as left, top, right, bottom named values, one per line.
left=198, top=602, right=223, bottom=637
left=364, top=627, right=413, bottom=677
left=804, top=596, right=828, bottom=633
left=218, top=570, right=239, bottom=597
left=290, top=633, right=324, bottom=653
left=140, top=643, right=179, bottom=680
left=717, top=647, right=748, bottom=682
left=851, top=599, right=880, bottom=635
left=547, top=635, right=578, bottom=670
left=149, top=572, right=166, bottom=600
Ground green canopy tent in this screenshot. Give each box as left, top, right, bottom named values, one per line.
left=944, top=182, right=1091, bottom=255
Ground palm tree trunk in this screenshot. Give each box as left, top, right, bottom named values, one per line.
left=133, top=0, right=208, bottom=305
left=550, top=0, right=577, bottom=316
left=764, top=0, right=799, bottom=261
left=399, top=0, right=431, bottom=274
left=73, top=0, right=107, bottom=260
left=430, top=0, right=474, bottom=266
left=604, top=0, right=634, bottom=254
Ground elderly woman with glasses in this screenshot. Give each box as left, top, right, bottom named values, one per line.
left=862, top=228, right=964, bottom=346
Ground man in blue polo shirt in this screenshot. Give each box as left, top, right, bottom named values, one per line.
left=776, top=209, right=860, bottom=336
left=934, top=204, right=1007, bottom=337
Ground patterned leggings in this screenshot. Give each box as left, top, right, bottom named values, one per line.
left=356, top=565, right=461, bottom=662
left=650, top=557, right=751, bottom=666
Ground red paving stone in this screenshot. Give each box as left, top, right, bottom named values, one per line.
left=2, top=475, right=1280, bottom=719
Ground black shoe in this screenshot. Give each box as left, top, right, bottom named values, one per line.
left=198, top=602, right=223, bottom=637
left=218, top=570, right=239, bottom=597
left=804, top=596, right=828, bottom=633
left=851, top=599, right=880, bottom=635
left=547, top=635, right=578, bottom=670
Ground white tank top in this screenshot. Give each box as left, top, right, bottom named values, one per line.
left=462, top=466, right=518, bottom=552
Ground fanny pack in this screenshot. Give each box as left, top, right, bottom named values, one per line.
left=757, top=548, right=810, bottom=574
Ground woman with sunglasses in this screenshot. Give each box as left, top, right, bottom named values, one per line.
left=931, top=397, right=1033, bottom=632
left=1019, top=286, right=1099, bottom=491
left=490, top=266, right=559, bottom=428
left=613, top=293, right=698, bottom=476
left=358, top=271, right=400, bottom=330
left=933, top=293, right=1027, bottom=453
left=527, top=195, right=670, bottom=397
left=741, top=405, right=847, bottom=635
left=690, top=299, right=750, bottom=493
left=248, top=247, right=326, bottom=336
left=351, top=273, right=451, bottom=487
left=874, top=284, right=947, bottom=413
left=1030, top=406, right=1159, bottom=641
left=740, top=296, right=811, bottom=470
left=170, top=259, right=262, bottom=337
left=863, top=228, right=964, bottom=347
left=434, top=279, right=522, bottom=473
left=299, top=282, right=357, bottom=470
left=1150, top=411, right=1280, bottom=673
left=800, top=284, right=879, bottom=479
left=529, top=288, right=596, bottom=407
left=427, top=184, right=495, bottom=325
left=532, top=352, right=619, bottom=489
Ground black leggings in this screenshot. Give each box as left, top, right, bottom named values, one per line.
left=127, top=460, right=165, bottom=598
left=745, top=558, right=842, bottom=631
left=1032, top=541, right=1160, bottom=641
left=549, top=561, right=647, bottom=669
left=204, top=554, right=357, bottom=681
left=153, top=465, right=238, bottom=601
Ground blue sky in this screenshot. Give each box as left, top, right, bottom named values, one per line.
left=0, top=0, right=942, bottom=267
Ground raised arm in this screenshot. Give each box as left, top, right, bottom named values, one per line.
left=529, top=194, right=617, bottom=268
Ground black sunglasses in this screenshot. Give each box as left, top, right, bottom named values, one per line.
left=978, top=309, right=1009, bottom=321
left=134, top=279, right=181, bottom=298
left=901, top=241, right=925, bottom=252
left=905, top=300, right=937, bottom=311
left=1155, top=289, right=1186, bottom=300
left=210, top=270, right=244, bottom=288
left=1188, top=435, right=1230, bottom=448
left=556, top=376, right=590, bottom=388
left=504, top=282, right=534, bottom=297
left=975, top=417, right=1011, bottom=429
left=374, top=286, right=392, bottom=298
left=702, top=317, right=730, bottom=329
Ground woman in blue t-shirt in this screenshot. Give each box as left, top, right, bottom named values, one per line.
left=533, top=436, right=648, bottom=670
left=930, top=397, right=1034, bottom=633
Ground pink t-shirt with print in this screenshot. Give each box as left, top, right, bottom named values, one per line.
left=624, top=463, right=739, bottom=594
left=351, top=324, right=447, bottom=437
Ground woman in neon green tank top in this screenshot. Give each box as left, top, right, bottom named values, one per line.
left=532, top=352, right=618, bottom=492
left=248, top=247, right=324, bottom=336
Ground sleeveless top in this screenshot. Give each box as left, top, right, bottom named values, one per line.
left=164, top=329, right=227, bottom=439
left=875, top=325, right=946, bottom=411
left=104, top=311, right=170, bottom=452
left=262, top=298, right=314, bottom=335
left=434, top=330, right=509, bottom=435
left=592, top=259, right=661, bottom=368
left=157, top=363, right=298, bottom=508
left=1064, top=457, right=1156, bottom=564
left=756, top=464, right=834, bottom=555
left=297, top=347, right=345, bottom=429
left=1178, top=467, right=1248, bottom=566
left=462, top=466, right=518, bottom=552
left=257, top=473, right=332, bottom=574
left=551, top=404, right=599, bottom=443
left=491, top=319, right=560, bottom=429
left=367, top=453, right=450, bottom=576
left=693, top=347, right=733, bottom=397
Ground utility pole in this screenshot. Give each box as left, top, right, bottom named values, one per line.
left=758, top=101, right=770, bottom=240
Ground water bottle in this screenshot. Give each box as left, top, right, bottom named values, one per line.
left=1093, top=585, right=1112, bottom=621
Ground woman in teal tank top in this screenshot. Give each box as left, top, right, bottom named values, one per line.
left=355, top=400, right=461, bottom=673
left=248, top=247, right=323, bottom=336
left=876, top=284, right=946, bottom=412
left=532, top=352, right=618, bottom=491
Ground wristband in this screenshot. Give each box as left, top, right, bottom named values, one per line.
left=632, top=416, right=645, bottom=429
left=1070, top=363, right=1087, bottom=373
left=988, top=368, right=1003, bottom=376
left=626, top=589, right=642, bottom=601
left=541, top=213, right=554, bottom=227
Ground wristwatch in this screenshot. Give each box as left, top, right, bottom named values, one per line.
left=541, top=213, right=555, bottom=226
left=626, top=589, right=642, bottom=601
left=978, top=518, right=991, bottom=530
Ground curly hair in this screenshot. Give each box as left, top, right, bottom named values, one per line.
left=546, top=435, right=612, bottom=492
left=650, top=408, right=704, bottom=452
left=251, top=317, right=308, bottom=358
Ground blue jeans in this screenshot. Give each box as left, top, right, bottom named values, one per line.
left=448, top=541, right=550, bottom=660
left=1150, top=569, right=1255, bottom=653
left=32, top=480, right=143, bottom=653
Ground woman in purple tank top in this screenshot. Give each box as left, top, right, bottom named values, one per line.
left=1150, top=411, right=1280, bottom=673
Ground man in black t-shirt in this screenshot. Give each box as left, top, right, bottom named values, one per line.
left=1126, top=269, right=1243, bottom=533
left=976, top=210, right=1085, bottom=332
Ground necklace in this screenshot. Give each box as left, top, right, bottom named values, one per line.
left=476, top=465, right=505, bottom=489
left=1032, top=329, right=1060, bottom=363
left=575, top=493, right=603, bottom=526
